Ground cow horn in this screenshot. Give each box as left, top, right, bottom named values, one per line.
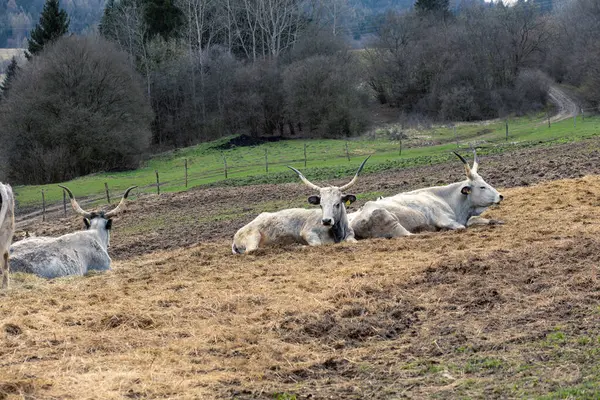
left=471, top=149, right=479, bottom=173
left=339, top=156, right=371, bottom=191
left=453, top=152, right=473, bottom=179
left=105, top=186, right=138, bottom=218
left=287, top=166, right=321, bottom=190
left=58, top=185, right=93, bottom=218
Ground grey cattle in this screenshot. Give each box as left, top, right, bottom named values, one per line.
left=351, top=151, right=503, bottom=239
left=232, top=157, right=370, bottom=254
left=10, top=185, right=136, bottom=278
left=0, top=183, right=15, bottom=288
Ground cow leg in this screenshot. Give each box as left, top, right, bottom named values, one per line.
left=2, top=251, right=8, bottom=289
left=242, top=232, right=263, bottom=253
left=302, top=232, right=323, bottom=246
left=352, top=208, right=412, bottom=239
left=467, top=217, right=504, bottom=227
left=437, top=218, right=466, bottom=230
left=300, top=226, right=329, bottom=246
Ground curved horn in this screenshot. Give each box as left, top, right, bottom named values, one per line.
left=339, top=156, right=371, bottom=192
left=58, top=185, right=92, bottom=218
left=287, top=166, right=321, bottom=190
left=471, top=149, right=479, bottom=173
left=105, top=186, right=137, bottom=218
left=453, top=152, right=473, bottom=179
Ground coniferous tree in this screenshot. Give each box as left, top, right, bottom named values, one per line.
left=26, top=0, right=70, bottom=58
left=98, top=0, right=115, bottom=38
left=144, top=0, right=183, bottom=40
left=0, top=57, right=19, bottom=99
left=415, top=0, right=450, bottom=15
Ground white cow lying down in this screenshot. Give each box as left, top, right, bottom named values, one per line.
left=350, top=150, right=504, bottom=238
left=10, top=185, right=136, bottom=279
left=232, top=158, right=369, bottom=254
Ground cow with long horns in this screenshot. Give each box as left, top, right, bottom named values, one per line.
left=351, top=150, right=503, bottom=238
left=10, top=185, right=137, bottom=278
left=232, top=157, right=370, bottom=254
left=0, top=183, right=15, bottom=288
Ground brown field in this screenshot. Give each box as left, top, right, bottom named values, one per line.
left=2, top=141, right=600, bottom=399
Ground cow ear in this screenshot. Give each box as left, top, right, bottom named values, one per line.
left=308, top=195, right=321, bottom=205
left=461, top=186, right=472, bottom=195
left=83, top=218, right=91, bottom=229
left=342, top=194, right=357, bottom=205
left=105, top=219, right=113, bottom=230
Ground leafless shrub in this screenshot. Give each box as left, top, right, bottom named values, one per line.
left=283, top=53, right=369, bottom=138
left=0, top=35, right=153, bottom=184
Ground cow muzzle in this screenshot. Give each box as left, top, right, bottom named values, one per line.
left=322, top=218, right=334, bottom=226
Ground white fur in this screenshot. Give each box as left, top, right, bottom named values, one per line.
left=0, top=183, right=15, bottom=288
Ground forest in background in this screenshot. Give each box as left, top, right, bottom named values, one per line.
left=0, top=0, right=598, bottom=185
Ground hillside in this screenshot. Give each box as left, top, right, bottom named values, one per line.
left=1, top=160, right=599, bottom=398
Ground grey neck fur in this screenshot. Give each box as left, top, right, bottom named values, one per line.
left=330, top=205, right=350, bottom=243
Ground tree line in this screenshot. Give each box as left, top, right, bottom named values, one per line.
left=0, top=0, right=599, bottom=185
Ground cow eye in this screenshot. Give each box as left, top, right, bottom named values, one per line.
left=335, top=203, right=340, bottom=208
left=480, top=186, right=486, bottom=190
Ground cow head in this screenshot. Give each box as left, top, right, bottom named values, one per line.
left=454, top=150, right=503, bottom=208
left=58, top=185, right=137, bottom=247
left=288, top=157, right=369, bottom=228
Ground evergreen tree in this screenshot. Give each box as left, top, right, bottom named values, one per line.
left=415, top=0, right=450, bottom=15
left=144, top=0, right=183, bottom=40
left=26, top=0, right=70, bottom=58
left=98, top=0, right=116, bottom=39
left=0, top=57, right=19, bottom=99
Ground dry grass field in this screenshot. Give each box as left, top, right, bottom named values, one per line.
left=2, top=141, right=600, bottom=399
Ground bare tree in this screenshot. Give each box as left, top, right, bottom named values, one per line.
left=101, top=0, right=152, bottom=96
left=0, top=35, right=153, bottom=184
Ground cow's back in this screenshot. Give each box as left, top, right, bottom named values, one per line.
left=10, top=236, right=92, bottom=278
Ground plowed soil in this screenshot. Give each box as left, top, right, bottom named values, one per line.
left=1, top=140, right=599, bottom=398
left=16, top=137, right=600, bottom=260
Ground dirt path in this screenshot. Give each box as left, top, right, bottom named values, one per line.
left=547, top=85, right=580, bottom=123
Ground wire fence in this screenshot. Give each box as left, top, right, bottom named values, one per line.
left=14, top=110, right=598, bottom=224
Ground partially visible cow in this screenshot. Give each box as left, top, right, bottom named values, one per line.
left=0, top=183, right=15, bottom=288
left=232, top=157, right=370, bottom=254
left=351, top=150, right=503, bottom=239
left=10, top=185, right=136, bottom=278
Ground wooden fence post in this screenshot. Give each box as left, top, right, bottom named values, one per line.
left=264, top=149, right=268, bottom=173
left=104, top=182, right=111, bottom=204
left=155, top=170, right=160, bottom=195
left=345, top=141, right=350, bottom=161
left=222, top=153, right=228, bottom=179
left=453, top=126, right=458, bottom=148
left=41, top=190, right=46, bottom=222
left=573, top=115, right=576, bottom=128
left=505, top=120, right=509, bottom=141
left=303, top=143, right=307, bottom=168
left=398, top=138, right=402, bottom=156
left=547, top=112, right=551, bottom=128
left=63, top=190, right=67, bottom=217
left=184, top=158, right=188, bottom=188
left=581, top=108, right=585, bottom=121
